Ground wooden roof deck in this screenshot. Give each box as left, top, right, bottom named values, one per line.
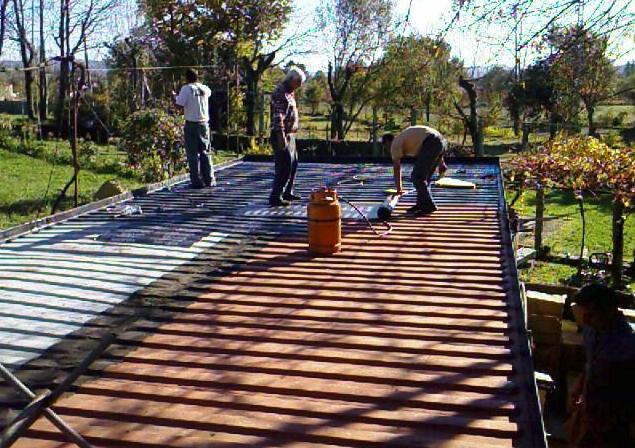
left=1, top=159, right=546, bottom=447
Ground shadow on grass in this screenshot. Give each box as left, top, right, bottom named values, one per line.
left=510, top=188, right=616, bottom=215
left=621, top=126, right=635, bottom=145
left=0, top=196, right=86, bottom=219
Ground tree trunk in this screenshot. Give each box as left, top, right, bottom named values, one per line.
left=612, top=200, right=625, bottom=290
left=425, top=95, right=431, bottom=122
left=38, top=0, right=46, bottom=122
left=548, top=111, right=559, bottom=139
left=244, top=70, right=257, bottom=136
left=513, top=115, right=521, bottom=137
left=55, top=0, right=67, bottom=134
left=13, top=0, right=35, bottom=119
left=372, top=106, right=378, bottom=155
left=0, top=0, right=8, bottom=59
left=22, top=69, right=35, bottom=118
left=586, top=105, right=596, bottom=137
left=331, top=102, right=344, bottom=140
left=458, top=77, right=483, bottom=156
left=521, top=123, right=531, bottom=151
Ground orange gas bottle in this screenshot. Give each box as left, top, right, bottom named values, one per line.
left=307, top=187, right=342, bottom=254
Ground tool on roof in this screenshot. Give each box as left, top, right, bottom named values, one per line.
left=435, top=177, right=476, bottom=189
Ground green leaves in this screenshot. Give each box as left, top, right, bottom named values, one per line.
left=510, top=136, right=635, bottom=209
left=119, top=109, right=186, bottom=183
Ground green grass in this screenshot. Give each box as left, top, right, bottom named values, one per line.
left=510, top=188, right=635, bottom=289
left=519, top=261, right=578, bottom=286
left=0, top=146, right=143, bottom=229
left=595, top=104, right=635, bottom=127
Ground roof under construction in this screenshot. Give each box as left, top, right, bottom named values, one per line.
left=0, top=158, right=546, bottom=448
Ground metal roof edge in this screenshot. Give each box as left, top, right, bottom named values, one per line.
left=0, top=157, right=244, bottom=245
left=244, top=154, right=502, bottom=164
left=496, top=158, right=548, bottom=448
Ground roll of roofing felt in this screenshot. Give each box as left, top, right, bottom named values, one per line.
left=435, top=177, right=476, bottom=189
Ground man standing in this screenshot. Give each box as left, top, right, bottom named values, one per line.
left=269, top=67, right=306, bottom=207
left=382, top=125, right=447, bottom=216
left=568, top=283, right=635, bottom=448
left=173, top=69, right=215, bottom=189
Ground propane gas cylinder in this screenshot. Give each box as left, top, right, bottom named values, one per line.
left=307, top=187, right=341, bottom=254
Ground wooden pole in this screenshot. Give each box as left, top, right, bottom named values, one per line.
left=0, top=363, right=93, bottom=448
left=534, top=186, right=545, bottom=259
left=612, top=200, right=625, bottom=290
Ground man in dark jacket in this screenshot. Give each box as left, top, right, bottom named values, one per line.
left=269, top=66, right=306, bottom=207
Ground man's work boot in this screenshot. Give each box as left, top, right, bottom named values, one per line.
left=283, top=192, right=302, bottom=201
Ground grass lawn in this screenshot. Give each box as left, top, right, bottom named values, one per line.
left=510, top=188, right=635, bottom=289
left=0, top=131, right=238, bottom=230
left=0, top=146, right=143, bottom=229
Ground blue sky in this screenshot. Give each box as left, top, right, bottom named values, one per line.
left=2, top=0, right=633, bottom=73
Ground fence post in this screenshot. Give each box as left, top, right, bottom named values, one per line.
left=372, top=106, right=378, bottom=156
left=534, top=186, right=545, bottom=259
left=612, top=200, right=625, bottom=290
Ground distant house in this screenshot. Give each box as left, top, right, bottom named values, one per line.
left=0, top=84, right=19, bottom=101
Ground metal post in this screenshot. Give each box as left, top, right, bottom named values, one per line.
left=0, top=333, right=114, bottom=448
left=0, top=363, right=93, bottom=448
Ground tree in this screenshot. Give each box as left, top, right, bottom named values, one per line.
left=546, top=26, right=616, bottom=136
left=10, top=0, right=35, bottom=118
left=304, top=72, right=328, bottom=115
left=480, top=66, right=513, bottom=129
left=54, top=0, right=119, bottom=134
left=510, top=137, right=635, bottom=289
left=142, top=0, right=293, bottom=135
left=375, top=35, right=462, bottom=123
left=506, top=60, right=555, bottom=146
left=457, top=0, right=634, bottom=61
left=0, top=0, right=8, bottom=58
left=454, top=77, right=483, bottom=156
left=317, top=0, right=394, bottom=140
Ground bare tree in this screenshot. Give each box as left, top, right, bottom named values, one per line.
left=38, top=0, right=46, bottom=121
left=454, top=77, right=484, bottom=156
left=0, top=0, right=9, bottom=58
left=457, top=0, right=634, bottom=65
left=10, top=0, right=36, bottom=118
left=317, top=0, right=394, bottom=140
left=54, top=0, right=119, bottom=133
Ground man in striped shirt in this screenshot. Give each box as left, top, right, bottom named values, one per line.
left=269, top=67, right=306, bottom=207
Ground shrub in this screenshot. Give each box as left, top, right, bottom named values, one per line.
left=0, top=115, right=12, bottom=146
left=245, top=138, right=273, bottom=155
left=119, top=109, right=185, bottom=182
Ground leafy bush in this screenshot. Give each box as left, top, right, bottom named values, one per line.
left=119, top=109, right=185, bottom=182
left=485, top=126, right=515, bottom=140
left=245, top=138, right=273, bottom=155
left=19, top=121, right=39, bottom=154
left=0, top=115, right=12, bottom=146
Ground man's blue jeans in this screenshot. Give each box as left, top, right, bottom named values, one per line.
left=184, top=122, right=215, bottom=188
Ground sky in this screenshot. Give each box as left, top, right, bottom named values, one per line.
left=285, top=0, right=635, bottom=73
left=2, top=0, right=634, bottom=73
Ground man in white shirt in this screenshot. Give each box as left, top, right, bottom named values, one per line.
left=173, top=69, right=215, bottom=189
left=382, top=125, right=447, bottom=215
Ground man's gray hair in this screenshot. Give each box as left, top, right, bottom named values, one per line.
left=284, top=66, right=306, bottom=84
